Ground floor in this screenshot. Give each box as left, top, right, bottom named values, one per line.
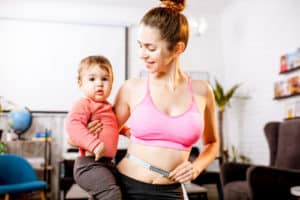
left=205, top=184, right=220, bottom=200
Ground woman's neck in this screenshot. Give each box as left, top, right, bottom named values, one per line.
left=150, top=60, right=187, bottom=91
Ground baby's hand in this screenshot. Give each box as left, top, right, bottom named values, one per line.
left=93, top=142, right=105, bottom=161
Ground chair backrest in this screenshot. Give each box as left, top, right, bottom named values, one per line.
left=264, top=121, right=280, bottom=166
left=0, top=154, right=38, bottom=184
left=264, top=119, right=300, bottom=169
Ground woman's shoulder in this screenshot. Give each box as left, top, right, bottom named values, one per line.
left=120, top=77, right=147, bottom=91
left=191, top=79, right=213, bottom=97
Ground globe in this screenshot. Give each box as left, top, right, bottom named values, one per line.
left=7, top=109, right=32, bottom=139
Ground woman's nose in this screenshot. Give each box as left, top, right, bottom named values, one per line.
left=139, top=48, right=148, bottom=59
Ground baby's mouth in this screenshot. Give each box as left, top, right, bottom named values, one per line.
left=96, top=90, right=103, bottom=95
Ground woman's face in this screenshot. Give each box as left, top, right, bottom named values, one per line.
left=137, top=24, right=176, bottom=73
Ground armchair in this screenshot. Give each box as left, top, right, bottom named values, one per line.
left=0, top=154, right=47, bottom=200
left=221, top=119, right=300, bottom=200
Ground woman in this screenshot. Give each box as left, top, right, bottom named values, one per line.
left=86, top=0, right=218, bottom=199
left=111, top=0, right=219, bottom=199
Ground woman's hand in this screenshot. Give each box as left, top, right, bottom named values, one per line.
left=169, top=161, right=200, bottom=183
left=87, top=120, right=103, bottom=135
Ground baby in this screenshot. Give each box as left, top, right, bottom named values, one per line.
left=65, top=55, right=121, bottom=200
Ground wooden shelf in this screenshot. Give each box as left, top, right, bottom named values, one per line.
left=284, top=117, right=300, bottom=121
left=279, top=65, right=300, bottom=74
left=33, top=165, right=53, bottom=171
left=273, top=93, right=300, bottom=100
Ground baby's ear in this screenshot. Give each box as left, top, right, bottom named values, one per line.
left=77, top=80, right=82, bottom=88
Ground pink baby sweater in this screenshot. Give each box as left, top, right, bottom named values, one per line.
left=65, top=98, right=119, bottom=158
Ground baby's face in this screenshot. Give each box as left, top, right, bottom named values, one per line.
left=79, top=65, right=113, bottom=102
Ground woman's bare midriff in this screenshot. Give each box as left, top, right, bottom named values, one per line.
left=117, top=142, right=190, bottom=184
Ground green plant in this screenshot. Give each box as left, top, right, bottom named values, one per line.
left=223, top=145, right=251, bottom=164
left=0, top=141, right=7, bottom=154
left=0, top=96, right=2, bottom=112
left=213, top=79, right=241, bottom=163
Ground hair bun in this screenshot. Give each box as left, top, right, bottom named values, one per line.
left=160, top=0, right=186, bottom=12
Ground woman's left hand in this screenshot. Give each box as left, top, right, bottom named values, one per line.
left=168, top=161, right=199, bottom=183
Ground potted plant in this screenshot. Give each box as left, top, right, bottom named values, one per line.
left=0, top=130, right=7, bottom=154
left=0, top=98, right=7, bottom=154
left=223, top=145, right=251, bottom=164
left=213, top=79, right=241, bottom=164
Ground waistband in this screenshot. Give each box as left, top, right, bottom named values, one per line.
left=118, top=172, right=181, bottom=190
left=125, top=153, right=170, bottom=177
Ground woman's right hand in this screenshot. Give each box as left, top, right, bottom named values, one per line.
left=87, top=120, right=103, bottom=135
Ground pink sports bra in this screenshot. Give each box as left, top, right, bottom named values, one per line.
left=128, top=77, right=204, bottom=151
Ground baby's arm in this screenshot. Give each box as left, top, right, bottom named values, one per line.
left=65, top=99, right=102, bottom=155
left=93, top=142, right=105, bottom=161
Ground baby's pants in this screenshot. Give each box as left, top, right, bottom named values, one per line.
left=74, top=156, right=122, bottom=200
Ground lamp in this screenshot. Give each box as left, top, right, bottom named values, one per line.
left=188, top=17, right=207, bottom=36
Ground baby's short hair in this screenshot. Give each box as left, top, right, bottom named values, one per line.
left=78, top=55, right=113, bottom=82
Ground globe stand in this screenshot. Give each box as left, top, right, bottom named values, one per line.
left=14, top=131, right=27, bottom=140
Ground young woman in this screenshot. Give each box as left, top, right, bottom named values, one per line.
left=87, top=0, right=219, bottom=199
left=109, top=0, right=219, bottom=199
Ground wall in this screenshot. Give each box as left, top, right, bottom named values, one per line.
left=220, top=0, right=300, bottom=164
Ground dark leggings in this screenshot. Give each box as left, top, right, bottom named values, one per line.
left=117, top=172, right=184, bottom=200
left=74, top=156, right=122, bottom=200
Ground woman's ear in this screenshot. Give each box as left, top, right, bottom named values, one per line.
left=174, top=41, right=186, bottom=55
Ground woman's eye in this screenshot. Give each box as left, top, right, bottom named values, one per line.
left=89, top=77, right=95, bottom=81
left=148, top=46, right=156, bottom=51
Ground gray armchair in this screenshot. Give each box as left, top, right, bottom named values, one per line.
left=221, top=119, right=300, bottom=200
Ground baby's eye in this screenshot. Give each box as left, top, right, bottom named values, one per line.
left=102, top=77, right=109, bottom=81
left=89, top=77, right=95, bottom=81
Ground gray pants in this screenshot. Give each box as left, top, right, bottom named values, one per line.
left=74, top=156, right=122, bottom=200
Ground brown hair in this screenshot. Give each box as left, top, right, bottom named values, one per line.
left=77, top=55, right=113, bottom=82
left=141, top=0, right=189, bottom=51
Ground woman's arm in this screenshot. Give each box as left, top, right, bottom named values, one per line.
left=191, top=81, right=219, bottom=178
left=169, top=81, right=219, bottom=183
left=119, top=125, right=131, bottom=138
left=113, top=80, right=131, bottom=128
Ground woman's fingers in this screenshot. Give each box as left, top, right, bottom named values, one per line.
left=169, top=161, right=194, bottom=183
left=87, top=120, right=103, bottom=135
left=87, top=120, right=99, bottom=129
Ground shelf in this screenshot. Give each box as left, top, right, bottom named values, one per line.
left=6, top=139, right=52, bottom=143
left=273, top=93, right=300, bottom=100
left=33, top=165, right=53, bottom=171
left=279, top=65, right=300, bottom=74
left=284, top=117, right=300, bottom=121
